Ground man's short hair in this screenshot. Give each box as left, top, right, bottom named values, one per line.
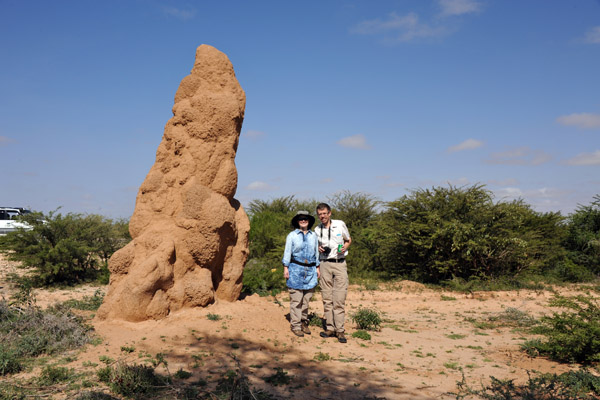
left=316, top=203, right=331, bottom=212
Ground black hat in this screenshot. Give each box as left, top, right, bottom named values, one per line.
left=291, top=210, right=315, bottom=229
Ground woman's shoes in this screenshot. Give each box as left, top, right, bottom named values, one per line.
left=301, top=321, right=311, bottom=335
left=291, top=328, right=304, bottom=337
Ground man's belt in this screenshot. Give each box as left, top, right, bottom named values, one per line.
left=291, top=258, right=316, bottom=267
left=324, top=258, right=345, bottom=263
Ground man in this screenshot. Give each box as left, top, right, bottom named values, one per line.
left=314, top=203, right=351, bottom=343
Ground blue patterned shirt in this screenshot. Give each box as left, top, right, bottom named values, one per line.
left=282, top=229, right=320, bottom=290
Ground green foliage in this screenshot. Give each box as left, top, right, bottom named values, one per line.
left=308, top=313, right=322, bottom=327
left=38, top=365, right=73, bottom=385
left=97, top=362, right=169, bottom=398
left=61, top=289, right=105, bottom=311
left=73, top=392, right=119, bottom=400
left=564, top=194, right=600, bottom=275
left=247, top=196, right=299, bottom=263
left=523, top=294, right=600, bottom=364
left=207, top=313, right=221, bottom=321
left=372, top=185, right=567, bottom=282
left=241, top=260, right=285, bottom=296
left=351, top=330, right=372, bottom=340
left=244, top=188, right=599, bottom=287
left=0, top=210, right=131, bottom=285
left=328, top=190, right=380, bottom=231
left=351, top=307, right=382, bottom=331
left=213, top=368, right=274, bottom=400
left=0, top=299, right=93, bottom=375
left=313, top=352, right=331, bottom=362
left=456, top=370, right=600, bottom=400
left=0, top=382, right=29, bottom=400
left=0, top=345, right=22, bottom=375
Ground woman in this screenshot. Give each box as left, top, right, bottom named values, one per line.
left=282, top=210, right=320, bottom=337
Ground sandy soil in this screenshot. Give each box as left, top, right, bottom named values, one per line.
left=0, top=254, right=583, bottom=399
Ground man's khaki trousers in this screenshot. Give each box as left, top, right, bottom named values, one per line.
left=320, top=260, right=348, bottom=333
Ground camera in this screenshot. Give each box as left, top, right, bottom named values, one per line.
left=322, top=246, right=331, bottom=253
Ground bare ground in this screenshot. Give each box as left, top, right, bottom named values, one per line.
left=0, top=254, right=585, bottom=399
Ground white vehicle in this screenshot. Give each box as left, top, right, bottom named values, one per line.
left=0, top=207, right=33, bottom=235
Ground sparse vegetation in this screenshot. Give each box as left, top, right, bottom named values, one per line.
left=351, top=307, right=382, bottom=331
left=97, top=362, right=170, bottom=398
left=0, top=297, right=93, bottom=376
left=352, top=330, right=372, bottom=340
left=455, top=369, right=600, bottom=400
left=523, top=294, right=600, bottom=364
left=313, top=352, right=331, bottom=362
left=207, top=313, right=222, bottom=321
left=62, top=289, right=105, bottom=311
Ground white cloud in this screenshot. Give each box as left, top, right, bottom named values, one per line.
left=438, top=0, right=482, bottom=17
left=351, top=12, right=445, bottom=42
left=556, top=113, right=600, bottom=129
left=447, top=138, right=483, bottom=153
left=583, top=26, right=600, bottom=44
left=246, top=181, right=276, bottom=191
left=337, top=134, right=372, bottom=150
left=486, top=146, right=552, bottom=165
left=564, top=150, right=600, bottom=166
left=0, top=136, right=15, bottom=146
left=163, top=7, right=195, bottom=20
left=244, top=130, right=266, bottom=140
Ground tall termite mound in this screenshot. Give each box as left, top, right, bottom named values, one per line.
left=97, top=45, right=249, bottom=321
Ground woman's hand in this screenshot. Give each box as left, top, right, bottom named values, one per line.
left=317, top=266, right=321, bottom=279
left=283, top=266, right=289, bottom=279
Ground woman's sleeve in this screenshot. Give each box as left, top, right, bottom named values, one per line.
left=313, top=234, right=320, bottom=266
left=282, top=232, right=293, bottom=266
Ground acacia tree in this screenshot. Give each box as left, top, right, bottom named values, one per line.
left=564, top=194, right=600, bottom=275
left=0, top=210, right=130, bottom=285
left=372, top=185, right=566, bottom=283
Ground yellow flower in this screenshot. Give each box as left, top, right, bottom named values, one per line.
left=271, top=268, right=277, bottom=272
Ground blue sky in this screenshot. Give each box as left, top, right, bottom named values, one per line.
left=1, top=0, right=599, bottom=218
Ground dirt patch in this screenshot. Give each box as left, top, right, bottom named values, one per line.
left=0, top=254, right=584, bottom=399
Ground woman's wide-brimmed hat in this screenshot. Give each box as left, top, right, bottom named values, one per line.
left=291, top=210, right=315, bottom=229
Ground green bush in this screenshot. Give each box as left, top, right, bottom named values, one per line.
left=61, top=289, right=105, bottom=311
left=242, top=260, right=285, bottom=296
left=98, top=362, right=169, bottom=398
left=351, top=307, right=382, bottom=331
left=523, top=295, right=600, bottom=364
left=213, top=369, right=274, bottom=399
left=0, top=210, right=130, bottom=285
left=372, top=185, right=566, bottom=283
left=456, top=369, right=600, bottom=399
left=0, top=345, right=22, bottom=375
left=564, top=194, right=600, bottom=275
left=38, top=365, right=73, bottom=385
left=0, top=299, right=93, bottom=375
